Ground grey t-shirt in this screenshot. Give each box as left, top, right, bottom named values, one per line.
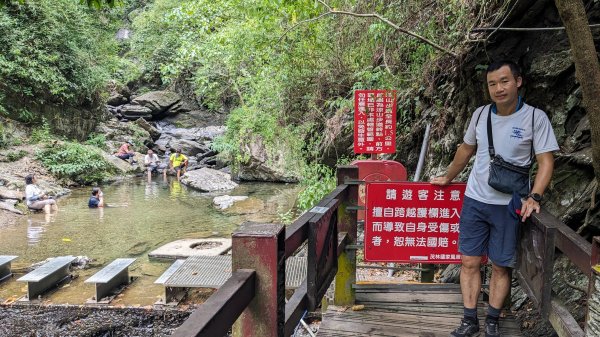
left=463, top=103, right=559, bottom=205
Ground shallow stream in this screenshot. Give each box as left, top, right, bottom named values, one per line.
left=0, top=177, right=300, bottom=306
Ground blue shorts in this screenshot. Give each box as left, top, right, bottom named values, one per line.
left=459, top=196, right=520, bottom=267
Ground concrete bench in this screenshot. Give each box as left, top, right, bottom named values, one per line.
left=85, top=258, right=136, bottom=302
left=17, top=256, right=76, bottom=300
left=0, top=256, right=18, bottom=283
left=154, top=259, right=186, bottom=304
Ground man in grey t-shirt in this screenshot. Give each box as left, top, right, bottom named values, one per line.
left=431, top=60, right=558, bottom=337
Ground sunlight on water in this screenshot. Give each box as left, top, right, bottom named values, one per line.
left=0, top=177, right=300, bottom=305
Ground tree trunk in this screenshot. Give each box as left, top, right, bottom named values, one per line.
left=555, top=0, right=600, bottom=182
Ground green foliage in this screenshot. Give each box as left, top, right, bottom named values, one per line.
left=30, top=119, right=53, bottom=144
left=0, top=0, right=124, bottom=118
left=36, top=142, right=114, bottom=184
left=2, top=150, right=27, bottom=162
left=296, top=163, right=337, bottom=211
left=85, top=133, right=108, bottom=150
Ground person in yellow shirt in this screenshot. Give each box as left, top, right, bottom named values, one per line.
left=169, top=148, right=189, bottom=181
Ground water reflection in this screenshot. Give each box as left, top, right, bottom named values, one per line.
left=26, top=212, right=55, bottom=245
left=169, top=180, right=187, bottom=200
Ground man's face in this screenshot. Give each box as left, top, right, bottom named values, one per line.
left=148, top=150, right=153, bottom=155
left=486, top=65, right=522, bottom=107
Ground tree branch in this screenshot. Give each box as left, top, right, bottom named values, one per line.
left=281, top=0, right=457, bottom=58
left=278, top=12, right=332, bottom=43
left=328, top=9, right=457, bottom=57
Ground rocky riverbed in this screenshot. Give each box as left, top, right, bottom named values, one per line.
left=0, top=305, right=192, bottom=337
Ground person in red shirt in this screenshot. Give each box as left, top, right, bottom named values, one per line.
left=115, top=140, right=136, bottom=164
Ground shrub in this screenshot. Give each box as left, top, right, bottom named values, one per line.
left=5, top=150, right=27, bottom=162
left=30, top=119, right=53, bottom=143
left=85, top=133, right=108, bottom=150
left=296, top=163, right=336, bottom=211
left=36, top=142, right=114, bottom=184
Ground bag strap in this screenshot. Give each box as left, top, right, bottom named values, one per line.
left=474, top=105, right=486, bottom=127
left=486, top=105, right=495, bottom=157
left=530, top=108, right=536, bottom=162
left=487, top=105, right=537, bottom=164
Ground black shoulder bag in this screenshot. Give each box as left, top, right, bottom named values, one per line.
left=487, top=106, right=536, bottom=197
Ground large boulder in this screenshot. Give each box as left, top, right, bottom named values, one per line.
left=131, top=91, right=182, bottom=117
left=236, top=134, right=301, bottom=183
left=107, top=93, right=128, bottom=106
left=163, top=110, right=227, bottom=128
left=134, top=118, right=161, bottom=141
left=181, top=168, right=238, bottom=192
left=120, top=104, right=153, bottom=120
left=154, top=135, right=209, bottom=156
left=0, top=187, right=24, bottom=200
left=101, top=152, right=142, bottom=173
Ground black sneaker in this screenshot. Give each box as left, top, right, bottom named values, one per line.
left=450, top=319, right=480, bottom=337
left=484, top=319, right=500, bottom=337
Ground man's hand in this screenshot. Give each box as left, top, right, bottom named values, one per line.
left=520, top=197, right=540, bottom=222
left=430, top=176, right=451, bottom=186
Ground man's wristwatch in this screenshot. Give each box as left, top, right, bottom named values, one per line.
left=528, top=193, right=542, bottom=202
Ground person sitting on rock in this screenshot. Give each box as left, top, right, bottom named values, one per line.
left=88, top=187, right=104, bottom=208
left=25, top=174, right=58, bottom=213
left=145, top=149, right=166, bottom=180
left=115, top=140, right=136, bottom=164
left=169, top=148, right=188, bottom=181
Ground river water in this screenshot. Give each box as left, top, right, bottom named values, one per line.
left=0, top=177, right=300, bottom=306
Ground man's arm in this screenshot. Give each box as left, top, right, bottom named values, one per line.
left=521, top=152, right=554, bottom=220
left=430, top=143, right=476, bottom=185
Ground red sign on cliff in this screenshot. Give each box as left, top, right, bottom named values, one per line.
left=354, top=90, right=397, bottom=154
left=364, top=182, right=467, bottom=263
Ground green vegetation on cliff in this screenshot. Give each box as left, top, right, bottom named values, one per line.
left=0, top=0, right=124, bottom=122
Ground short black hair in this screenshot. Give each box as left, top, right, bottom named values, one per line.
left=486, top=60, right=522, bottom=79
left=25, top=174, right=34, bottom=185
left=91, top=187, right=100, bottom=196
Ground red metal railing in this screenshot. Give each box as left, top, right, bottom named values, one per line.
left=171, top=166, right=358, bottom=337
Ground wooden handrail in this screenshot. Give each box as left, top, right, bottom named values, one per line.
left=530, top=210, right=592, bottom=273
left=519, top=209, right=593, bottom=337
left=171, top=269, right=256, bottom=337
left=175, top=165, right=359, bottom=337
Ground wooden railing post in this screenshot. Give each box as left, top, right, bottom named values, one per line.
left=586, top=236, right=600, bottom=336
left=334, top=165, right=358, bottom=306
left=232, top=222, right=285, bottom=337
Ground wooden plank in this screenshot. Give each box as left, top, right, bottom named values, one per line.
left=356, top=291, right=464, bottom=303
left=355, top=283, right=461, bottom=291
left=319, top=307, right=522, bottom=337
left=549, top=299, right=585, bottom=337
left=320, top=284, right=523, bottom=337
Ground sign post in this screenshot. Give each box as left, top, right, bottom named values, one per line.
left=364, top=182, right=467, bottom=264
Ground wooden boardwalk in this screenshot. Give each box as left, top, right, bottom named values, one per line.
left=318, top=283, right=523, bottom=337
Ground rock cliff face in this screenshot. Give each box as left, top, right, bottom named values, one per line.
left=421, top=0, right=600, bottom=237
